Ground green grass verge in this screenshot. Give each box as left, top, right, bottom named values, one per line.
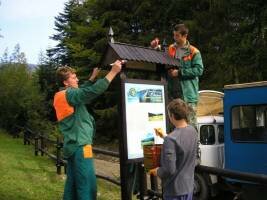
left=0, top=130, right=120, bottom=200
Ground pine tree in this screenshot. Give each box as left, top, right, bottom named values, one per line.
left=191, top=0, right=267, bottom=89
left=1, top=48, right=9, bottom=64
left=0, top=47, right=52, bottom=134
left=45, top=0, right=267, bottom=140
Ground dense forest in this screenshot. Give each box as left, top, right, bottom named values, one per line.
left=1, top=0, right=266, bottom=141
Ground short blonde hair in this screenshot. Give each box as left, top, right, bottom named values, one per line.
left=56, top=66, right=76, bottom=86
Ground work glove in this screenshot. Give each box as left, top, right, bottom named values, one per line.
left=149, top=167, right=158, bottom=176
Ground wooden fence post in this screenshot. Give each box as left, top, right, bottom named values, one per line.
left=56, top=137, right=62, bottom=175
left=40, top=136, right=44, bottom=156
left=23, top=129, right=27, bottom=145
left=34, top=135, right=39, bottom=156
left=24, top=129, right=30, bottom=145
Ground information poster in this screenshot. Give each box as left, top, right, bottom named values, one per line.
left=124, top=80, right=167, bottom=160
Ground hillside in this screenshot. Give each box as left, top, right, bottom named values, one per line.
left=0, top=130, right=120, bottom=200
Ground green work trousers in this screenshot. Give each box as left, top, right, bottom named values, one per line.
left=187, top=102, right=197, bottom=130
left=63, top=146, right=96, bottom=200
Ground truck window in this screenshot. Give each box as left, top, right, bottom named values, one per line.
left=218, top=125, right=224, bottom=143
left=200, top=125, right=215, bottom=145
left=231, top=105, right=267, bottom=142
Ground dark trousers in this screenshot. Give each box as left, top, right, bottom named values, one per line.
left=164, top=193, right=193, bottom=200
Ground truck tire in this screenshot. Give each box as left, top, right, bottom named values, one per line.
left=193, top=173, right=210, bottom=200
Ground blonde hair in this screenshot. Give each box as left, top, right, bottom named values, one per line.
left=56, top=66, right=76, bottom=86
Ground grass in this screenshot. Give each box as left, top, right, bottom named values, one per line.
left=0, top=130, right=121, bottom=200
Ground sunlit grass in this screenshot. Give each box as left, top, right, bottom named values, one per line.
left=0, top=130, right=121, bottom=200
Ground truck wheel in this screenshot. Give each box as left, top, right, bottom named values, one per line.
left=193, top=173, right=209, bottom=200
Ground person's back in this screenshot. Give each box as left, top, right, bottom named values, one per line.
left=167, top=23, right=204, bottom=104
left=151, top=98, right=197, bottom=200
left=151, top=23, right=204, bottom=129
left=159, top=126, right=197, bottom=196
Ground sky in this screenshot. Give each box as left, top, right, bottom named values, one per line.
left=0, top=0, right=67, bottom=64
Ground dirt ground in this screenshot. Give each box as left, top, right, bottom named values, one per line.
left=94, top=158, right=120, bottom=180
left=94, top=157, right=236, bottom=200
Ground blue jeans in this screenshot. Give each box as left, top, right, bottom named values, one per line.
left=164, top=193, right=193, bottom=200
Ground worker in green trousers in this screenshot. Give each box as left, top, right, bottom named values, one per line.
left=53, top=60, right=122, bottom=199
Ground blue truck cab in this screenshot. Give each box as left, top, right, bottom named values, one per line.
left=224, top=81, right=267, bottom=176
left=194, top=84, right=267, bottom=200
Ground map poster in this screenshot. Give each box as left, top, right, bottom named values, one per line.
left=122, top=79, right=168, bottom=161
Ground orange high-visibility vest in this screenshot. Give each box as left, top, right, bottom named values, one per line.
left=168, top=44, right=199, bottom=61
left=53, top=90, right=74, bottom=121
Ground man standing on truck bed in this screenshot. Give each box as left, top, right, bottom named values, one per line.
left=152, top=23, right=204, bottom=128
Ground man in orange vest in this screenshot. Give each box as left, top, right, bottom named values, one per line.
left=53, top=60, right=122, bottom=200
left=152, top=23, right=204, bottom=128
left=168, top=23, right=204, bottom=127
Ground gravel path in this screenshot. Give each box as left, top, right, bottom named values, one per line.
left=94, top=158, right=236, bottom=200
left=94, top=158, right=120, bottom=180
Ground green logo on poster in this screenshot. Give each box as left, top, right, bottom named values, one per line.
left=128, top=88, right=137, bottom=97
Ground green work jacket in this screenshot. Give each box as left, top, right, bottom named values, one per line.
left=168, top=41, right=204, bottom=103
left=53, top=78, right=109, bottom=158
